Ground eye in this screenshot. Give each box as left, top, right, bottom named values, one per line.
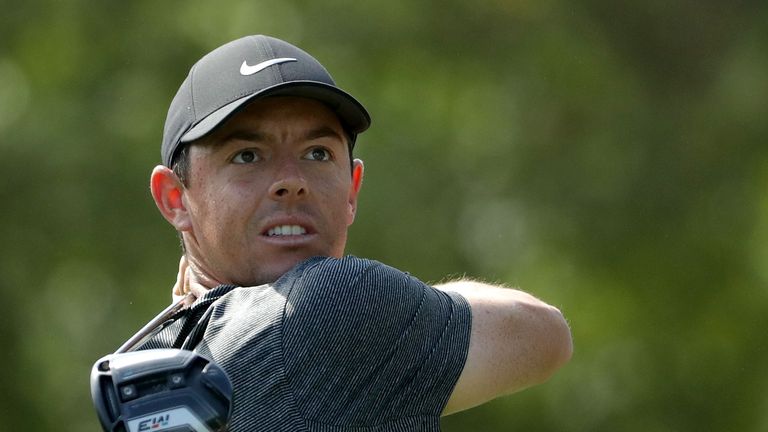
left=232, top=149, right=259, bottom=164
left=304, top=147, right=332, bottom=161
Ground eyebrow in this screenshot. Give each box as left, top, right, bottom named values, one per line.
left=305, top=126, right=344, bottom=143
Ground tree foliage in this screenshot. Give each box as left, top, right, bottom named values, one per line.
left=1, top=0, right=767, bottom=430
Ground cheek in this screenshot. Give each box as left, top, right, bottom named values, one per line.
left=187, top=186, right=239, bottom=237
left=331, top=185, right=357, bottom=227
left=317, top=174, right=352, bottom=207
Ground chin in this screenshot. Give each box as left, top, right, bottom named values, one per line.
left=238, top=256, right=314, bottom=286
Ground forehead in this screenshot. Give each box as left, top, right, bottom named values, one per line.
left=203, top=96, right=347, bottom=142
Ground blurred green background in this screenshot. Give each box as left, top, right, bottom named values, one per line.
left=2, top=0, right=767, bottom=430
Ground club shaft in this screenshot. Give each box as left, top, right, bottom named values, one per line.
left=115, top=294, right=193, bottom=353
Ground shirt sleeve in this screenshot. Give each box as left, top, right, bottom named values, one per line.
left=281, top=256, right=472, bottom=426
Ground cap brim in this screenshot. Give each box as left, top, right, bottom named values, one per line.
left=180, top=81, right=371, bottom=143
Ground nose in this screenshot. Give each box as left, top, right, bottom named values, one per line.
left=268, top=162, right=308, bottom=201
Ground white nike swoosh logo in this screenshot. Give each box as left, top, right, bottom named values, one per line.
left=239, top=57, right=297, bottom=76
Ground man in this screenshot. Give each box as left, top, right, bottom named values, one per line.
left=144, top=35, right=572, bottom=431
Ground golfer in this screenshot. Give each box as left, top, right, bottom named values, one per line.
left=142, top=34, right=572, bottom=431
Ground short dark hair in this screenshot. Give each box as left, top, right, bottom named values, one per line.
left=171, top=145, right=192, bottom=187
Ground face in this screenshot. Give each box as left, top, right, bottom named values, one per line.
left=175, top=96, right=362, bottom=286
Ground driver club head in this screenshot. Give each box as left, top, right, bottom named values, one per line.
left=91, top=349, right=233, bottom=432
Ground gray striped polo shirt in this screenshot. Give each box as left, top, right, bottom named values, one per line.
left=139, top=255, right=472, bottom=431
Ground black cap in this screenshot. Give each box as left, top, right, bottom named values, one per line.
left=161, top=35, right=371, bottom=167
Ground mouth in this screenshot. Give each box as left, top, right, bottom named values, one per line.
left=265, top=224, right=308, bottom=237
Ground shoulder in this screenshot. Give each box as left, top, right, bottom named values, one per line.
left=281, top=255, right=472, bottom=362
left=281, top=257, right=473, bottom=422
left=289, top=255, right=399, bottom=286
left=284, top=255, right=420, bottom=320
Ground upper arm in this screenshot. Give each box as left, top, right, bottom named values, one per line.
left=440, top=281, right=572, bottom=415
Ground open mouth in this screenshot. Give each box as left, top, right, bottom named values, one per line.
left=265, top=225, right=308, bottom=237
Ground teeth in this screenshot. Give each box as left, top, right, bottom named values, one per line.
left=267, top=225, right=307, bottom=236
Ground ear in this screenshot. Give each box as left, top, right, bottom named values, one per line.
left=150, top=165, right=192, bottom=231
left=347, top=158, right=364, bottom=225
